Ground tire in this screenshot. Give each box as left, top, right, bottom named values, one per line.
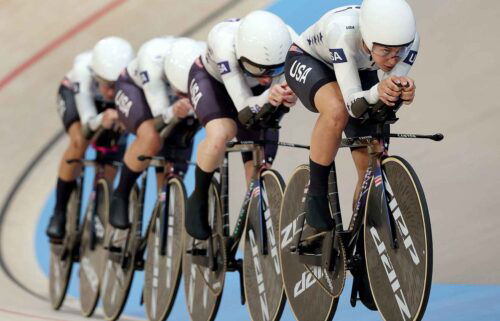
left=144, top=177, right=186, bottom=321
left=79, top=178, right=109, bottom=316
left=101, top=185, right=141, bottom=321
left=243, top=169, right=286, bottom=321
left=278, top=165, right=339, bottom=321
left=183, top=179, right=226, bottom=321
left=364, top=156, right=432, bottom=321
left=49, top=181, right=81, bottom=310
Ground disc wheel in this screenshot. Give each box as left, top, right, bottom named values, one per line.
left=49, top=182, right=81, bottom=310
left=364, top=156, right=432, bottom=321
left=243, top=169, right=286, bottom=321
left=279, top=165, right=341, bottom=321
left=183, top=179, right=226, bottom=321
left=101, top=186, right=141, bottom=321
left=144, top=177, right=186, bottom=321
left=79, top=178, right=109, bottom=316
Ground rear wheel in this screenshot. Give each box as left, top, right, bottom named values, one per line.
left=183, top=179, right=226, bottom=321
left=79, top=178, right=109, bottom=316
left=279, top=165, right=340, bottom=321
left=144, top=177, right=186, bottom=321
left=101, top=185, right=141, bottom=321
left=364, top=156, right=432, bottom=321
left=49, top=182, right=81, bottom=310
left=243, top=169, right=286, bottom=321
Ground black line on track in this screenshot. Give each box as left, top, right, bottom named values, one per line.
left=0, top=129, right=65, bottom=301
left=0, top=0, right=246, bottom=302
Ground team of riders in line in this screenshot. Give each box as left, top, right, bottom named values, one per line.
left=46, top=0, right=419, bottom=308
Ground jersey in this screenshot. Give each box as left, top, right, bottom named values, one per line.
left=126, top=37, right=177, bottom=123
left=64, top=51, right=107, bottom=131
left=202, top=19, right=288, bottom=113
left=295, top=5, right=420, bottom=117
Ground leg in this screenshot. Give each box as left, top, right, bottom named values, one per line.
left=110, top=120, right=161, bottom=229
left=46, top=122, right=89, bottom=239
left=185, top=118, right=237, bottom=240
left=306, top=82, right=349, bottom=231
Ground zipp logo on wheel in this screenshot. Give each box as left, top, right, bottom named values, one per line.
left=384, top=175, right=421, bottom=265
left=249, top=229, right=271, bottom=321
left=370, top=227, right=412, bottom=320
left=293, top=267, right=322, bottom=298
left=262, top=187, right=280, bottom=274
left=280, top=213, right=304, bottom=249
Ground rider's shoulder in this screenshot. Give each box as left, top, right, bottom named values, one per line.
left=69, top=51, right=92, bottom=80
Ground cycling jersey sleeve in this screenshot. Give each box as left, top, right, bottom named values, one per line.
left=138, top=55, right=173, bottom=122
left=327, top=24, right=379, bottom=117
left=73, top=64, right=102, bottom=130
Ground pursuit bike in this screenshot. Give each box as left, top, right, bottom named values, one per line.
left=49, top=131, right=124, bottom=316
left=279, top=102, right=443, bottom=321
left=100, top=116, right=199, bottom=321
left=183, top=106, right=306, bottom=321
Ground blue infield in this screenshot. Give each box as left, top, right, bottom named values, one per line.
left=35, top=0, right=500, bottom=320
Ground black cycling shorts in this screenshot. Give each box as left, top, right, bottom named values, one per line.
left=57, top=82, right=80, bottom=131
left=284, top=44, right=385, bottom=140
left=188, top=57, right=279, bottom=164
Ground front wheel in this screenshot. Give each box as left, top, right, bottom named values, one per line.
left=279, top=165, right=340, bottom=321
left=364, top=156, right=432, bottom=321
left=101, top=185, right=141, bottom=321
left=144, top=176, right=186, bottom=321
left=49, top=182, right=81, bottom=310
left=243, top=169, right=286, bottom=321
left=182, top=179, right=226, bottom=321
left=79, top=178, right=109, bottom=316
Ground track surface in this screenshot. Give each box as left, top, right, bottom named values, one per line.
left=1, top=0, right=499, bottom=320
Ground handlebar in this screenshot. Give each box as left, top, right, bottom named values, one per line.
left=244, top=104, right=289, bottom=130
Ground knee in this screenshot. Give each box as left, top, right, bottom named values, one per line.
left=69, top=133, right=87, bottom=153
left=139, top=130, right=161, bottom=154
left=322, top=105, right=349, bottom=131
left=206, top=127, right=235, bottom=152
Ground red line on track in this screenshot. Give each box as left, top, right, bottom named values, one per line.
left=0, top=307, right=66, bottom=321
left=0, top=0, right=128, bottom=91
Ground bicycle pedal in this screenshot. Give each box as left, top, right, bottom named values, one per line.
left=186, top=248, right=207, bottom=256
left=297, top=252, right=322, bottom=266
left=107, top=245, right=123, bottom=253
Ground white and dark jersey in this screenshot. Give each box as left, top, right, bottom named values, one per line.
left=202, top=19, right=288, bottom=113
left=65, top=51, right=105, bottom=131
left=126, top=37, right=176, bottom=122
left=295, top=5, right=420, bottom=116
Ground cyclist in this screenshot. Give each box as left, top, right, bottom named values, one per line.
left=46, top=37, right=134, bottom=240
left=185, top=10, right=298, bottom=240
left=109, top=37, right=205, bottom=229
left=284, top=0, right=419, bottom=232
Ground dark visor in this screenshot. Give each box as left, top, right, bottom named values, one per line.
left=238, top=56, right=285, bottom=78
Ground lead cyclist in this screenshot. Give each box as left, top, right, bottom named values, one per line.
left=284, top=0, right=420, bottom=231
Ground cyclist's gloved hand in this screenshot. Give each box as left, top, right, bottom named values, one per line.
left=238, top=105, right=259, bottom=128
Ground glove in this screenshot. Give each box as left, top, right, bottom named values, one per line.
left=238, top=106, right=257, bottom=128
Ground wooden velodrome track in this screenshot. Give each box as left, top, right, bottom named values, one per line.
left=0, top=0, right=499, bottom=320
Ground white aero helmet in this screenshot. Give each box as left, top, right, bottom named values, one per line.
left=235, top=10, right=292, bottom=77
left=91, top=36, right=134, bottom=81
left=359, top=0, right=416, bottom=51
left=164, top=38, right=206, bottom=93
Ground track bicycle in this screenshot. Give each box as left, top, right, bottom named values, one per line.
left=100, top=116, right=199, bottom=321
left=183, top=106, right=307, bottom=321
left=279, top=102, right=443, bottom=321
